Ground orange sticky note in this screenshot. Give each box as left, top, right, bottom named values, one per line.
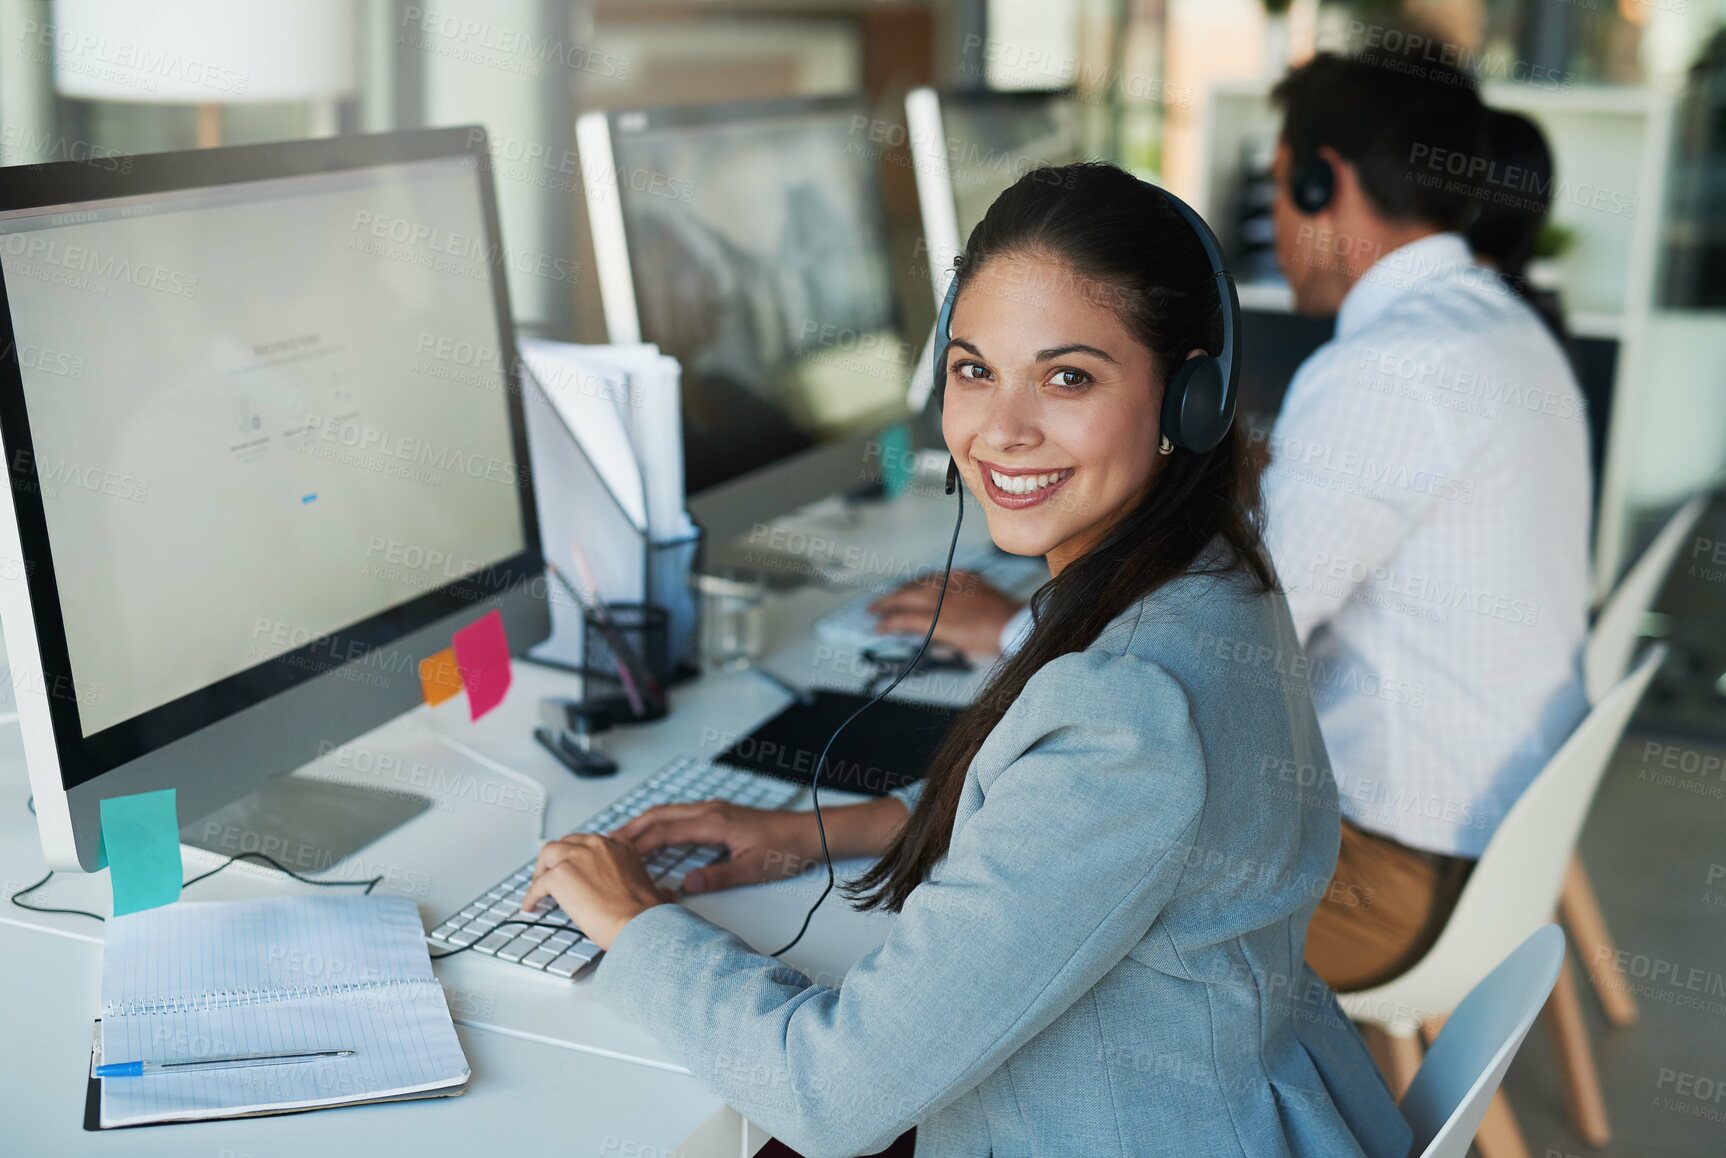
left=451, top=609, right=512, bottom=721
left=419, top=647, right=464, bottom=707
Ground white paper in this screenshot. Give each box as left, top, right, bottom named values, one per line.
left=519, top=339, right=647, bottom=530
left=556, top=343, right=686, bottom=542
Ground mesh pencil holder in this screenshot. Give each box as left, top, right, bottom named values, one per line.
left=580, top=602, right=671, bottom=723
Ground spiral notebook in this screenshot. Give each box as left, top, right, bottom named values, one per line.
left=96, top=895, right=469, bottom=1128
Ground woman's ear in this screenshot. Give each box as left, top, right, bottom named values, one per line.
left=1185, top=347, right=1206, bottom=362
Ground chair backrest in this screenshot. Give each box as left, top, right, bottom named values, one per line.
left=1401, top=925, right=1565, bottom=1157
left=1401, top=645, right=1663, bottom=1009
left=1586, top=493, right=1706, bottom=703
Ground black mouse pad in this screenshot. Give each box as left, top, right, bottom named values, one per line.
left=714, top=690, right=960, bottom=797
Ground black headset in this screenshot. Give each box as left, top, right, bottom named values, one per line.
left=1289, top=153, right=1336, bottom=216
left=932, top=178, right=1242, bottom=457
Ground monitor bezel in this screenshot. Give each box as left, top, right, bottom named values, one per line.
left=906, top=85, right=1079, bottom=257
left=0, top=126, right=544, bottom=799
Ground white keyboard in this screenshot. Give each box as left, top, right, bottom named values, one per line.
left=814, top=547, right=1048, bottom=651
left=426, top=756, right=801, bottom=977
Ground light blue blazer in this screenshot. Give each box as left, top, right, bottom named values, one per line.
left=596, top=555, right=1412, bottom=1158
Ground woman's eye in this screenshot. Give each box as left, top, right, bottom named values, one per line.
left=953, top=361, right=991, bottom=382
left=1051, top=369, right=1090, bottom=390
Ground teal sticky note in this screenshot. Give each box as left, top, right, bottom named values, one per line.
left=879, top=423, right=914, bottom=498
left=99, top=788, right=183, bottom=917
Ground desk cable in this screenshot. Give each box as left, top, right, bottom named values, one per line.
left=8, top=795, right=384, bottom=924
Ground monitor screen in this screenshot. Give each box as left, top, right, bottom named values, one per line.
left=607, top=104, right=909, bottom=495
left=942, top=92, right=1087, bottom=241
left=0, top=156, right=528, bottom=740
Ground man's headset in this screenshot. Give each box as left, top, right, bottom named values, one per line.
left=1289, top=153, right=1337, bottom=216
left=766, top=179, right=1240, bottom=958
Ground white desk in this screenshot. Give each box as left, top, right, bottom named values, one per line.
left=0, top=486, right=987, bottom=1155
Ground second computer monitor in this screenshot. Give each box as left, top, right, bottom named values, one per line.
left=905, top=87, right=1090, bottom=308
left=578, top=97, right=913, bottom=538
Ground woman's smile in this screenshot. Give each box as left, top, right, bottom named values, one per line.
left=977, top=459, right=1077, bottom=509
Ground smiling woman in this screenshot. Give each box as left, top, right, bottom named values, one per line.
left=527, top=163, right=1413, bottom=1158
left=852, top=162, right=1275, bottom=908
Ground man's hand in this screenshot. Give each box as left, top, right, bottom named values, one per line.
left=867, top=570, right=1025, bottom=657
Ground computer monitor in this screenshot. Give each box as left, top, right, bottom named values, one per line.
left=905, top=87, right=1087, bottom=309
left=0, top=127, right=548, bottom=871
left=577, top=97, right=913, bottom=540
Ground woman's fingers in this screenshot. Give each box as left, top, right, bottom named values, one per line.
left=624, top=813, right=729, bottom=855
left=524, top=836, right=597, bottom=909
left=867, top=585, right=937, bottom=616
left=683, top=854, right=766, bottom=895
left=614, top=803, right=734, bottom=853
left=519, top=863, right=563, bottom=913
left=611, top=802, right=711, bottom=843
left=530, top=834, right=585, bottom=881
left=873, top=610, right=937, bottom=636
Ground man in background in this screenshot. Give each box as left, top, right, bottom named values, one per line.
left=1244, top=47, right=1590, bottom=988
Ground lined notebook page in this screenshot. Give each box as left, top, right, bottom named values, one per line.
left=99, top=896, right=468, bottom=1127
left=102, top=894, right=434, bottom=1010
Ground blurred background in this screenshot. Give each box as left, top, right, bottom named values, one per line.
left=2, top=2, right=1725, bottom=1153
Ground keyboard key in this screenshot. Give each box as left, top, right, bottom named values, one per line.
left=545, top=953, right=584, bottom=978
left=565, top=941, right=601, bottom=965
left=497, top=938, right=534, bottom=963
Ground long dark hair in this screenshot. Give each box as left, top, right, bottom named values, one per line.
left=848, top=162, right=1274, bottom=913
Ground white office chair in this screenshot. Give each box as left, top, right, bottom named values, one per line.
left=1585, top=491, right=1707, bottom=703
left=1401, top=925, right=1565, bottom=1158
left=1339, top=646, right=1665, bottom=1155
left=1567, top=492, right=1709, bottom=1029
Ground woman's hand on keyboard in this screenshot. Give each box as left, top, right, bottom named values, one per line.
left=612, top=802, right=819, bottom=895
left=520, top=833, right=675, bottom=951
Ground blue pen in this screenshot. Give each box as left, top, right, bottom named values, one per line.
left=97, top=1048, right=353, bottom=1077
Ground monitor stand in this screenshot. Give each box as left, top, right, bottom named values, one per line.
left=179, top=774, right=433, bottom=871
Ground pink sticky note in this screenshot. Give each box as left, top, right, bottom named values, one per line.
left=451, top=610, right=512, bottom=722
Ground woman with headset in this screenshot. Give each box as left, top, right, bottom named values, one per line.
left=520, top=163, right=1410, bottom=1158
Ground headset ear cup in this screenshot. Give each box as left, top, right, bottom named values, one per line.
left=1162, top=357, right=1230, bottom=454
left=1292, top=156, right=1334, bottom=216
left=1160, top=359, right=1197, bottom=451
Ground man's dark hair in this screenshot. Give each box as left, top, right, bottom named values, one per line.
left=1272, top=47, right=1487, bottom=230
